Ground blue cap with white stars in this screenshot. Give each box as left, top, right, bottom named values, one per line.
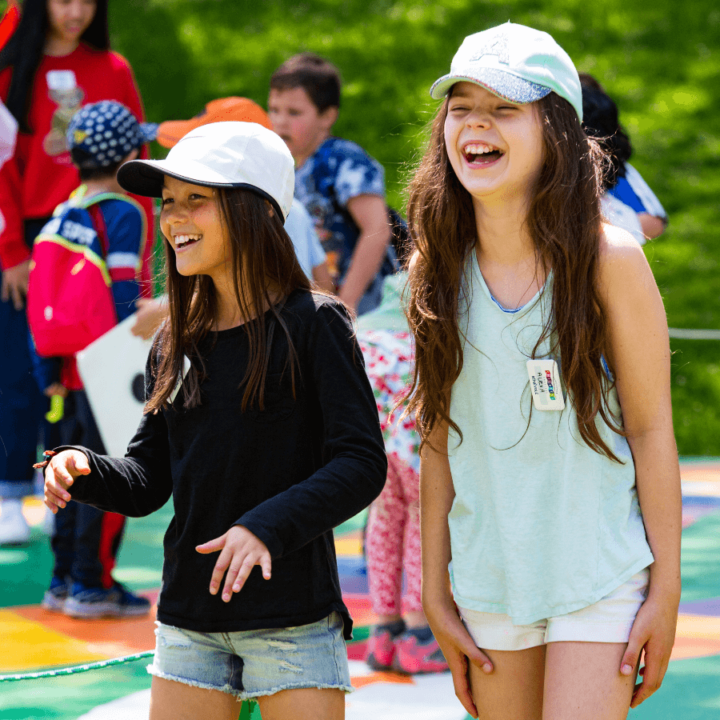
left=430, top=22, right=583, bottom=121
left=66, top=101, right=158, bottom=168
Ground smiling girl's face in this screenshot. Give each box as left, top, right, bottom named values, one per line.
left=444, top=82, right=545, bottom=206
left=46, top=0, right=96, bottom=46
left=160, top=177, right=231, bottom=281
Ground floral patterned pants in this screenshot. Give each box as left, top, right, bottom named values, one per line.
left=365, top=452, right=422, bottom=616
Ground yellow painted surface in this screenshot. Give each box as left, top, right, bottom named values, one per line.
left=22, top=496, right=47, bottom=526
left=676, top=613, right=720, bottom=639
left=0, top=610, right=108, bottom=672
left=335, top=536, right=363, bottom=556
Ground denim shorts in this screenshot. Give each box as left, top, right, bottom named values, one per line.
left=148, top=612, right=352, bottom=700
left=459, top=569, right=650, bottom=651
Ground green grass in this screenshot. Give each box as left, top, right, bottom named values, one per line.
left=4, top=0, right=719, bottom=452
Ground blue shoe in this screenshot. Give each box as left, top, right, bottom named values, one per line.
left=64, top=581, right=151, bottom=618
left=41, top=576, right=69, bottom=612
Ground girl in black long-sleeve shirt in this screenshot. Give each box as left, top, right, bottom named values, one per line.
left=43, top=122, right=387, bottom=720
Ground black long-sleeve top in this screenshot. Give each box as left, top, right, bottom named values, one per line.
left=65, top=291, right=387, bottom=638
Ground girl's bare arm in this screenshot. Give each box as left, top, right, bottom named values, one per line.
left=598, top=224, right=681, bottom=706
left=421, top=421, right=492, bottom=718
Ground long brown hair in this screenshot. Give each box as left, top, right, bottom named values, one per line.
left=406, top=92, right=623, bottom=461
left=145, top=188, right=312, bottom=414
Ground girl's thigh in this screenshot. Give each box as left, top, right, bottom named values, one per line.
left=543, top=642, right=634, bottom=720
left=468, top=645, right=546, bottom=720
left=257, top=687, right=345, bottom=720
left=149, top=675, right=242, bottom=720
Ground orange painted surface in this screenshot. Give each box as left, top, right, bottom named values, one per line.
left=352, top=671, right=414, bottom=689
left=680, top=462, right=720, bottom=484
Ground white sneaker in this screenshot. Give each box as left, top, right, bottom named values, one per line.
left=0, top=499, right=31, bottom=545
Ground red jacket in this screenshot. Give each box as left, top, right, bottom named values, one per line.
left=0, top=43, right=154, bottom=292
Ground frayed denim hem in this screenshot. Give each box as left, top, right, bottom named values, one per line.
left=241, top=682, right=354, bottom=700
left=146, top=665, right=244, bottom=700
left=147, top=664, right=353, bottom=700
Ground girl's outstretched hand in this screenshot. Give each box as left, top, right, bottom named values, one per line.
left=425, top=596, right=493, bottom=718
left=196, top=526, right=272, bottom=603
left=620, top=592, right=679, bottom=708
left=43, top=450, right=91, bottom=513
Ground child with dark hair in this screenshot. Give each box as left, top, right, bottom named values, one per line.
left=580, top=73, right=667, bottom=244
left=269, top=53, right=395, bottom=315
left=34, top=100, right=155, bottom=617
left=406, top=23, right=679, bottom=719
left=43, top=121, right=387, bottom=719
left=0, top=0, right=154, bottom=545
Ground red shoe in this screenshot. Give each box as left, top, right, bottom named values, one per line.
left=392, top=629, right=449, bottom=674
left=365, top=622, right=405, bottom=671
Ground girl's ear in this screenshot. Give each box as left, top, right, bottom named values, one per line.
left=265, top=200, right=275, bottom=218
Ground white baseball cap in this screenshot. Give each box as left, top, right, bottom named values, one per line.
left=430, top=22, right=583, bottom=121
left=117, top=121, right=295, bottom=221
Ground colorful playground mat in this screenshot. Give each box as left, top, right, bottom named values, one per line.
left=1, top=458, right=719, bottom=719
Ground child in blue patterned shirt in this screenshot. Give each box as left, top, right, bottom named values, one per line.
left=269, top=53, right=395, bottom=315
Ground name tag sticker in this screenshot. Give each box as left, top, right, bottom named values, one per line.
left=46, top=70, right=77, bottom=91
left=526, top=359, right=565, bottom=411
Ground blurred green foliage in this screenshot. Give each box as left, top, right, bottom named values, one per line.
left=4, top=0, right=719, bottom=453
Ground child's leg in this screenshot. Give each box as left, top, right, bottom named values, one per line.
left=398, top=460, right=423, bottom=626
left=73, top=503, right=124, bottom=587
left=257, top=687, right=344, bottom=720
left=543, top=642, right=634, bottom=720
left=468, top=646, right=546, bottom=720
left=149, top=676, right=242, bottom=720
left=50, top=498, right=77, bottom=580
left=366, top=455, right=407, bottom=619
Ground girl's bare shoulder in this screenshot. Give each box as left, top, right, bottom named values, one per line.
left=597, top=223, right=658, bottom=306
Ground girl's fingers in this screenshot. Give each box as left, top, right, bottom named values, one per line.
left=620, top=629, right=646, bottom=677
left=44, top=486, right=63, bottom=513
left=69, top=452, right=91, bottom=475
left=49, top=465, right=72, bottom=491
left=259, top=552, right=272, bottom=580
left=459, top=636, right=493, bottom=672
left=631, top=646, right=667, bottom=707
left=230, top=555, right=257, bottom=597
left=222, top=559, right=248, bottom=602
left=208, top=546, right=232, bottom=595
left=446, top=651, right=478, bottom=718
left=195, top=534, right=227, bottom=554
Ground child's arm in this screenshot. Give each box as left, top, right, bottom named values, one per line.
left=43, top=359, right=173, bottom=518
left=104, top=201, right=144, bottom=322
left=339, top=194, right=392, bottom=310
left=598, top=224, right=681, bottom=708
left=421, top=421, right=493, bottom=719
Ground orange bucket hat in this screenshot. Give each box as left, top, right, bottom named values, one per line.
left=156, top=97, right=272, bottom=148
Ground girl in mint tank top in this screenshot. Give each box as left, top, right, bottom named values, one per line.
left=404, top=23, right=681, bottom=720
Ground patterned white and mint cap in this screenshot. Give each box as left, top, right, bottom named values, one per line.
left=430, top=22, right=583, bottom=121
left=67, top=101, right=158, bottom=168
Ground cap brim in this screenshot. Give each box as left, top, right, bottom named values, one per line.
left=155, top=119, right=204, bottom=149
left=117, top=158, right=286, bottom=219
left=430, top=68, right=552, bottom=105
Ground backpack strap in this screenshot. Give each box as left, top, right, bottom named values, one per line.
left=85, top=203, right=110, bottom=259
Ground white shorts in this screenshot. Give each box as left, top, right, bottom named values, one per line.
left=458, top=569, right=649, bottom=651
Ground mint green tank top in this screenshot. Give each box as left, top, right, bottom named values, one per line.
left=447, top=252, right=653, bottom=625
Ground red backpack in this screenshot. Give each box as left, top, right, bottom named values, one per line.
left=27, top=193, right=118, bottom=359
